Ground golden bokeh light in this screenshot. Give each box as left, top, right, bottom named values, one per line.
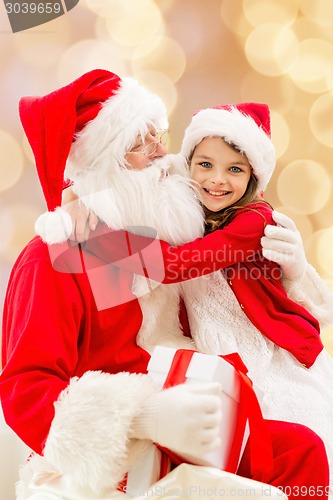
left=12, top=16, right=71, bottom=69
left=0, top=204, right=14, bottom=255
left=288, top=39, right=333, bottom=93
left=305, top=229, right=331, bottom=278
left=270, top=110, right=290, bottom=159
left=106, top=0, right=164, bottom=47
left=132, top=37, right=187, bottom=83
left=94, top=17, right=134, bottom=61
left=311, top=197, right=333, bottom=232
left=220, top=0, right=252, bottom=38
left=292, top=16, right=327, bottom=41
left=131, top=33, right=169, bottom=60
left=21, top=134, right=35, bottom=165
left=322, top=326, right=333, bottom=354
left=148, top=5, right=204, bottom=72
left=1, top=203, right=41, bottom=263
left=316, top=227, right=333, bottom=278
left=57, top=40, right=127, bottom=86
left=300, top=0, right=333, bottom=27
left=85, top=0, right=128, bottom=18
left=133, top=70, right=177, bottom=115
left=0, top=130, right=24, bottom=192
left=243, top=0, right=299, bottom=28
left=245, top=24, right=299, bottom=77
left=277, top=160, right=331, bottom=215
left=310, top=93, right=333, bottom=148
left=240, top=72, right=295, bottom=114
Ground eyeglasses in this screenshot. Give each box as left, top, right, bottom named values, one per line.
left=127, top=130, right=169, bottom=157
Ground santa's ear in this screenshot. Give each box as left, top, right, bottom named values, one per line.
left=35, top=207, right=73, bottom=244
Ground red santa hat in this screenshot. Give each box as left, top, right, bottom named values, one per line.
left=19, top=69, right=168, bottom=212
left=180, top=102, right=276, bottom=192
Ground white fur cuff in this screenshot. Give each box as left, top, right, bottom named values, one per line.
left=43, top=371, right=156, bottom=496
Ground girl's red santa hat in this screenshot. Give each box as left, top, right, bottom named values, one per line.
left=180, top=102, right=276, bottom=193
left=19, top=69, right=168, bottom=242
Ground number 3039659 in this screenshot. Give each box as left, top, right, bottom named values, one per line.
left=5, top=3, right=62, bottom=14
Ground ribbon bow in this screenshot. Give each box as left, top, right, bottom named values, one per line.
left=159, top=349, right=273, bottom=477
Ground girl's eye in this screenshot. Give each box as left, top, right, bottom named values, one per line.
left=230, top=166, right=241, bottom=173
left=200, top=161, right=212, bottom=168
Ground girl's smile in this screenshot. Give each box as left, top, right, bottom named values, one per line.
left=203, top=188, right=232, bottom=197
left=190, top=137, right=252, bottom=212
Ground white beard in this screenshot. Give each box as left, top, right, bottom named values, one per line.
left=73, top=154, right=205, bottom=352
left=73, top=154, right=204, bottom=245
left=34, top=154, right=204, bottom=351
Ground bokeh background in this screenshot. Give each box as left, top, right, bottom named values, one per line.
left=0, top=1, right=333, bottom=496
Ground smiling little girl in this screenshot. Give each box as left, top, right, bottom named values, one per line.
left=177, top=103, right=333, bottom=488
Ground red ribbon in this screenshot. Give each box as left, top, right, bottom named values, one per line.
left=163, top=349, right=196, bottom=389
left=158, top=349, right=273, bottom=477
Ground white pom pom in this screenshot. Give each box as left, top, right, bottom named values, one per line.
left=35, top=208, right=73, bottom=244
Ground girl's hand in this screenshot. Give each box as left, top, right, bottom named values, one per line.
left=261, top=210, right=307, bottom=281
left=62, top=186, right=98, bottom=242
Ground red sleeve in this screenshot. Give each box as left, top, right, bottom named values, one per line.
left=84, top=203, right=273, bottom=284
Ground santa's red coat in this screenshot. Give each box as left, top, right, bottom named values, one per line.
left=1, top=236, right=150, bottom=454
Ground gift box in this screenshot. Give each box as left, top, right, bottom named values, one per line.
left=147, top=347, right=272, bottom=476
left=125, top=347, right=272, bottom=496
left=147, top=346, right=246, bottom=471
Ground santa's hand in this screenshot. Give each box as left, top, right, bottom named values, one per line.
left=261, top=210, right=307, bottom=281
left=62, top=186, right=98, bottom=243
left=131, top=382, right=222, bottom=458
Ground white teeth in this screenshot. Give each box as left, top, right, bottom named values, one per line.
left=207, top=190, right=229, bottom=196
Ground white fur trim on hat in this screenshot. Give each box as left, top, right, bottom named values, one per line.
left=180, top=108, right=276, bottom=192
left=65, top=78, right=168, bottom=184
left=35, top=208, right=73, bottom=244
